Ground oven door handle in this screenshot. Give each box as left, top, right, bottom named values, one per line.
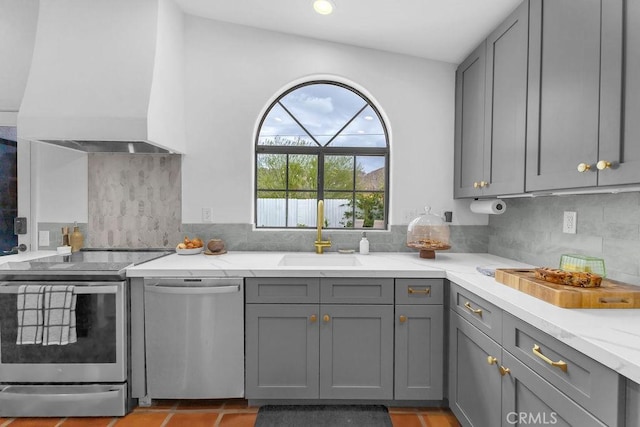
left=0, top=284, right=118, bottom=295
left=144, top=284, right=240, bottom=295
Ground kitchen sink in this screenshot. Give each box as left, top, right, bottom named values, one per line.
left=278, top=254, right=361, bottom=267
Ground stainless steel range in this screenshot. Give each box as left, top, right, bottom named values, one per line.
left=0, top=249, right=169, bottom=417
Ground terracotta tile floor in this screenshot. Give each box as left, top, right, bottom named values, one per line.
left=0, top=399, right=460, bottom=427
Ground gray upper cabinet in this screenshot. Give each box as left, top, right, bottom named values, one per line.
left=599, top=0, right=640, bottom=186
left=454, top=42, right=487, bottom=198
left=526, top=0, right=624, bottom=191
left=454, top=1, right=528, bottom=198
left=481, top=0, right=528, bottom=196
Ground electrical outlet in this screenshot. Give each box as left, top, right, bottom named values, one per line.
left=202, top=207, right=213, bottom=223
left=563, top=211, right=577, bottom=234
left=38, top=230, right=50, bottom=246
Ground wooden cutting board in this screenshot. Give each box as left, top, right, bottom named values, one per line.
left=495, top=269, right=640, bottom=309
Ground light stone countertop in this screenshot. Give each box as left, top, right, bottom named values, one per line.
left=0, top=250, right=57, bottom=265
left=127, top=251, right=640, bottom=385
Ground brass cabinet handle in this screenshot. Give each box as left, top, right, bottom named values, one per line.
left=597, top=160, right=612, bottom=170
left=323, top=314, right=330, bottom=323
left=487, top=356, right=498, bottom=365
left=399, top=315, right=407, bottom=324
left=310, top=314, right=317, bottom=323
left=408, top=287, right=431, bottom=295
left=577, top=163, right=592, bottom=172
left=532, top=344, right=568, bottom=372
left=479, top=181, right=488, bottom=188
left=499, top=366, right=511, bottom=376
left=473, top=181, right=480, bottom=189
left=464, top=301, right=483, bottom=316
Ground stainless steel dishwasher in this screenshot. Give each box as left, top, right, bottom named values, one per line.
left=143, top=277, right=244, bottom=399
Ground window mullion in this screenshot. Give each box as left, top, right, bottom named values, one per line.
left=324, top=103, right=368, bottom=147
left=278, top=102, right=322, bottom=147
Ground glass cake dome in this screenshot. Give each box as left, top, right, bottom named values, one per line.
left=406, top=206, right=451, bottom=259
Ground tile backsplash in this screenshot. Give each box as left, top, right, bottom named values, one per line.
left=34, top=151, right=640, bottom=287
left=489, top=192, right=640, bottom=285
left=86, top=153, right=182, bottom=248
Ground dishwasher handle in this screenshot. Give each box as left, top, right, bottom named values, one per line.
left=144, top=284, right=240, bottom=295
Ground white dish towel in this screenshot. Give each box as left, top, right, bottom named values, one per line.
left=16, top=285, right=45, bottom=345
left=42, top=285, right=77, bottom=345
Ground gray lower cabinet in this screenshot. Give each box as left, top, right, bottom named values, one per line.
left=245, top=277, right=396, bottom=401
left=245, top=304, right=319, bottom=399
left=319, top=304, right=394, bottom=399
left=394, top=279, right=445, bottom=401
left=449, top=283, right=623, bottom=427
left=628, top=380, right=640, bottom=427
left=502, top=352, right=606, bottom=427
left=449, top=310, right=503, bottom=427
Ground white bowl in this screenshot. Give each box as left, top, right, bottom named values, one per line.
left=176, top=247, right=204, bottom=255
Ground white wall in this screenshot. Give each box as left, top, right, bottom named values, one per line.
left=24, top=13, right=487, bottom=228
left=0, top=0, right=38, bottom=113
left=34, top=143, right=88, bottom=223
left=182, top=17, right=484, bottom=225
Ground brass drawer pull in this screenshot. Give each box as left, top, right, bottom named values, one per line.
left=464, top=301, right=483, bottom=316
left=487, top=356, right=497, bottom=365
left=323, top=314, right=330, bottom=323
left=532, top=344, right=568, bottom=372
left=310, top=314, right=317, bottom=323
left=399, top=315, right=407, bottom=324
left=408, top=287, right=431, bottom=295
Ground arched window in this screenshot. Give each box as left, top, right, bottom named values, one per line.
left=255, top=81, right=389, bottom=229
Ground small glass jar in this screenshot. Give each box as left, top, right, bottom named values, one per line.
left=407, top=206, right=451, bottom=259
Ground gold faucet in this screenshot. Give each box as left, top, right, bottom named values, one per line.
left=314, top=200, right=331, bottom=254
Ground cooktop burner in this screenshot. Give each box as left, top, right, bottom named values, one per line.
left=0, top=249, right=171, bottom=281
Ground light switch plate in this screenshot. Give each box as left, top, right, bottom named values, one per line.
left=563, top=211, right=577, bottom=234
left=39, top=230, right=50, bottom=246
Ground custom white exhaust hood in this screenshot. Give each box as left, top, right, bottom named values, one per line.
left=17, top=0, right=186, bottom=154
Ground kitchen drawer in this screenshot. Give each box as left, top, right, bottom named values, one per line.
left=245, top=278, right=320, bottom=304
left=395, top=279, right=443, bottom=305
left=503, top=313, right=624, bottom=427
left=501, top=351, right=608, bottom=427
left=320, top=278, right=393, bottom=304
left=450, top=283, right=502, bottom=343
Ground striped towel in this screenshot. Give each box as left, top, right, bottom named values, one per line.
left=16, top=285, right=45, bottom=344
left=42, top=285, right=77, bottom=345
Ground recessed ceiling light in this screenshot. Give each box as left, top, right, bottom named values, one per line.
left=313, top=0, right=335, bottom=15
left=364, top=115, right=373, bottom=121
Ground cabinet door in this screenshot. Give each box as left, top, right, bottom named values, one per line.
left=526, top=0, right=604, bottom=191
left=454, top=42, right=486, bottom=198
left=394, top=305, right=443, bottom=400
left=449, top=311, right=502, bottom=427
left=627, top=380, right=640, bottom=427
left=501, top=351, right=607, bottom=427
left=245, top=304, right=319, bottom=399
left=599, top=0, right=640, bottom=186
left=482, top=0, right=528, bottom=196
left=319, top=304, right=393, bottom=399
